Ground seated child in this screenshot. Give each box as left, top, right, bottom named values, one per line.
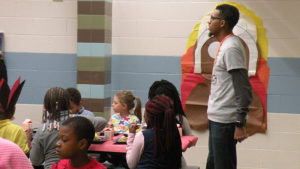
left=0, top=137, right=33, bottom=169
left=148, top=79, right=192, bottom=169
left=127, top=95, right=182, bottom=169
left=66, top=87, right=95, bottom=117
left=52, top=116, right=106, bottom=169
left=109, top=90, right=141, bottom=133
left=0, top=77, right=30, bottom=155
left=30, top=87, right=107, bottom=169
left=148, top=79, right=192, bottom=136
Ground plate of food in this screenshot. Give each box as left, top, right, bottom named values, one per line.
left=114, top=136, right=128, bottom=144
left=92, top=136, right=105, bottom=144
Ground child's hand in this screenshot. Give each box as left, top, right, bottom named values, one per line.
left=25, top=129, right=33, bottom=142
left=129, top=123, right=138, bottom=133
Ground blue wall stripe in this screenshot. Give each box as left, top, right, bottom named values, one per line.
left=5, top=51, right=300, bottom=114
left=112, top=55, right=182, bottom=74
left=112, top=55, right=183, bottom=106
left=267, top=57, right=300, bottom=114
left=112, top=55, right=300, bottom=114
left=77, top=43, right=111, bottom=57
left=5, top=52, right=77, bottom=104
left=77, top=84, right=111, bottom=99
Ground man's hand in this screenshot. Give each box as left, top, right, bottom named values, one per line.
left=234, top=126, right=248, bottom=142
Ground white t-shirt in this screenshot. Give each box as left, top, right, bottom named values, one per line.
left=207, top=35, right=247, bottom=123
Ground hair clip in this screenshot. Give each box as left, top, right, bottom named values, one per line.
left=56, top=101, right=59, bottom=110
left=55, top=120, right=60, bottom=130
left=53, top=120, right=57, bottom=129
left=42, top=108, right=47, bottom=122
left=47, top=123, right=51, bottom=131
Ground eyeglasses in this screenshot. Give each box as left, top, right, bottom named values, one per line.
left=210, top=16, right=222, bottom=21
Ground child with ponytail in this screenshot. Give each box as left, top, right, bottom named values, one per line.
left=109, top=90, right=142, bottom=133
left=126, top=95, right=182, bottom=169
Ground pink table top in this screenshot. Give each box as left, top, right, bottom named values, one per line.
left=89, top=135, right=198, bottom=153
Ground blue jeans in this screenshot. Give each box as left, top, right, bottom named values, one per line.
left=206, top=120, right=237, bottom=169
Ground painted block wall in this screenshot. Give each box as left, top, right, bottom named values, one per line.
left=0, top=0, right=77, bottom=103
left=0, top=0, right=299, bottom=169
left=111, top=0, right=300, bottom=169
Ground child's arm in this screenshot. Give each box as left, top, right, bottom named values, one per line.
left=181, top=116, right=193, bottom=136
left=30, top=130, right=45, bottom=166
left=126, top=132, right=144, bottom=169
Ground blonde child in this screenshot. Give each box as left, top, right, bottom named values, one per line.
left=0, top=77, right=30, bottom=156
left=109, top=90, right=141, bottom=133
left=30, top=87, right=107, bottom=169
left=52, top=116, right=106, bottom=169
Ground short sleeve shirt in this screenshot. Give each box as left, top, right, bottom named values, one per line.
left=207, top=35, right=247, bottom=123
left=109, top=113, right=140, bottom=133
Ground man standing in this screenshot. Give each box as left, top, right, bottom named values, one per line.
left=206, top=4, right=252, bottom=169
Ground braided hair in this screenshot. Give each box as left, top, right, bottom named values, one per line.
left=145, top=95, right=182, bottom=169
left=116, top=90, right=142, bottom=121
left=148, top=79, right=186, bottom=125
left=43, top=87, right=70, bottom=122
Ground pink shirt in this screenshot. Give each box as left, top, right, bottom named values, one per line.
left=0, top=138, right=33, bottom=169
left=126, top=132, right=144, bottom=169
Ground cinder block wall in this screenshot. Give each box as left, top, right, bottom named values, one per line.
left=111, top=0, right=300, bottom=169
left=0, top=0, right=77, bottom=103
left=3, top=0, right=300, bottom=168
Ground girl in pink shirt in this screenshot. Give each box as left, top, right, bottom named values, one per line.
left=126, top=95, right=182, bottom=169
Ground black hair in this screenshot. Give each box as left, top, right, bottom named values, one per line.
left=148, top=79, right=185, bottom=125
left=44, top=87, right=70, bottom=121
left=62, top=116, right=95, bottom=147
left=66, top=87, right=81, bottom=105
left=0, top=60, right=7, bottom=81
left=216, top=4, right=239, bottom=30
left=145, top=95, right=182, bottom=169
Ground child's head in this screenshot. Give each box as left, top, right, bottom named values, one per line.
left=66, top=88, right=82, bottom=114
left=56, top=116, right=95, bottom=159
left=148, top=79, right=186, bottom=124
left=0, top=78, right=25, bottom=120
left=145, top=95, right=179, bottom=147
left=145, top=95, right=182, bottom=168
left=43, top=87, right=70, bottom=121
left=113, top=90, right=142, bottom=120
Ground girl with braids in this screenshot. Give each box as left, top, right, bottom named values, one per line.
left=30, top=87, right=107, bottom=169
left=148, top=80, right=192, bottom=169
left=109, top=90, right=142, bottom=133
left=148, top=79, right=192, bottom=136
left=126, top=95, right=182, bottom=169
left=30, top=87, right=71, bottom=169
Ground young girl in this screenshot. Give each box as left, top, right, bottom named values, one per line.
left=148, top=79, right=192, bottom=136
left=30, top=87, right=107, bottom=169
left=0, top=78, right=30, bottom=156
left=109, top=90, right=141, bottom=133
left=126, top=95, right=182, bottom=169
left=148, top=80, right=192, bottom=169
